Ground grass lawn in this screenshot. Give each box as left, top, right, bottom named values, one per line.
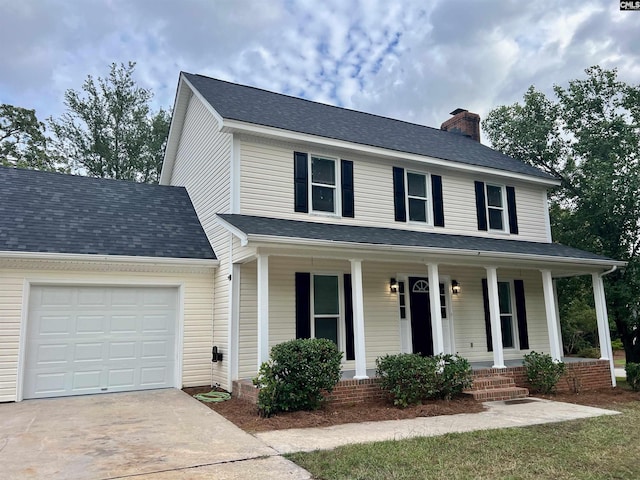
left=288, top=402, right=640, bottom=480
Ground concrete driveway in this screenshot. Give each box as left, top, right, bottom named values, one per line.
left=0, top=389, right=310, bottom=480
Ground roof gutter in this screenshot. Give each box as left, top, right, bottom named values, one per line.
left=600, top=265, right=618, bottom=277
left=0, top=251, right=219, bottom=268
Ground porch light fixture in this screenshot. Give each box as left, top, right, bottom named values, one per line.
left=390, top=278, right=398, bottom=293
left=451, top=280, right=460, bottom=295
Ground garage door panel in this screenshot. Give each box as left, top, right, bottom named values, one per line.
left=37, top=315, right=71, bottom=335
left=25, top=286, right=178, bottom=399
left=74, top=342, right=104, bottom=362
left=36, top=344, right=68, bottom=364
left=76, top=315, right=106, bottom=334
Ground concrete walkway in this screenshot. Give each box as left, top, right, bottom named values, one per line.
left=256, top=397, right=620, bottom=454
left=0, top=391, right=621, bottom=479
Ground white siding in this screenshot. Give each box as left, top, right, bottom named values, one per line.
left=239, top=136, right=550, bottom=242
left=238, top=262, right=257, bottom=380
left=0, top=263, right=214, bottom=403
left=234, top=257, right=553, bottom=379
left=169, top=93, right=232, bottom=389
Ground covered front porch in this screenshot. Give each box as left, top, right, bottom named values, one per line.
left=217, top=214, right=624, bottom=396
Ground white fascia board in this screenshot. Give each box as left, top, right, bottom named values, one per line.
left=160, top=76, right=191, bottom=185
left=0, top=250, right=219, bottom=268
left=245, top=234, right=626, bottom=269
left=181, top=75, right=225, bottom=126
left=214, top=216, right=249, bottom=246
left=220, top=119, right=561, bottom=188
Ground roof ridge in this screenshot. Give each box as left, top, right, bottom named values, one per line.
left=182, top=72, right=449, bottom=134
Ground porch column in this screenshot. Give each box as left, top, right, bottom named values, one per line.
left=541, top=269, right=562, bottom=362
left=350, top=259, right=368, bottom=379
left=592, top=272, right=616, bottom=386
left=552, top=280, right=564, bottom=357
left=427, top=263, right=445, bottom=355
left=486, top=266, right=505, bottom=368
left=257, top=254, right=269, bottom=367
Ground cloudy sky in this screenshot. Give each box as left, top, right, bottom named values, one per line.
left=1, top=0, right=639, bottom=140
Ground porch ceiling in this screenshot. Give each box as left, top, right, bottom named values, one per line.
left=216, top=214, right=625, bottom=275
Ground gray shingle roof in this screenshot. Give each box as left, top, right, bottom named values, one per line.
left=183, top=73, right=555, bottom=181
left=0, top=166, right=216, bottom=260
left=217, top=214, right=618, bottom=264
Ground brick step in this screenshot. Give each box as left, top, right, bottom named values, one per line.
left=470, top=375, right=516, bottom=390
left=464, top=386, right=529, bottom=402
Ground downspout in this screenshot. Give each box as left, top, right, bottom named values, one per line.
left=599, top=265, right=618, bottom=387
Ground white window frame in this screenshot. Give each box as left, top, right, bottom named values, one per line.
left=310, top=273, right=346, bottom=354
left=405, top=170, right=431, bottom=225
left=309, top=154, right=341, bottom=216
left=497, top=280, right=519, bottom=350
left=485, top=183, right=507, bottom=233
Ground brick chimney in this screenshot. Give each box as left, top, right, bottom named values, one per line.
left=440, top=108, right=481, bottom=142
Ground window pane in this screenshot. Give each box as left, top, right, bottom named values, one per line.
left=400, top=307, right=406, bottom=319
left=408, top=198, right=427, bottom=222
left=312, top=185, right=335, bottom=212
left=486, top=185, right=503, bottom=207
left=398, top=282, right=405, bottom=294
left=399, top=295, right=405, bottom=306
left=501, top=315, right=514, bottom=348
left=314, top=275, right=339, bottom=314
left=498, top=282, right=512, bottom=314
left=407, top=172, right=426, bottom=197
left=488, top=208, right=504, bottom=230
left=311, top=157, right=335, bottom=185
left=315, top=317, right=338, bottom=345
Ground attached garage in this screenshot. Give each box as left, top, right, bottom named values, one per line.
left=24, top=285, right=179, bottom=399
left=0, top=166, right=218, bottom=402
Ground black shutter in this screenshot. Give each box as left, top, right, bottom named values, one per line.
left=475, top=181, right=487, bottom=231
left=341, top=160, right=355, bottom=218
left=393, top=167, right=406, bottom=222
left=514, top=280, right=529, bottom=350
left=295, top=272, right=311, bottom=339
left=344, top=274, right=355, bottom=361
left=294, top=152, right=308, bottom=213
left=506, top=186, right=519, bottom=234
left=431, top=174, right=445, bottom=227
left=481, top=279, right=493, bottom=352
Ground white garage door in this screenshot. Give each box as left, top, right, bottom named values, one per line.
left=24, top=285, right=178, bottom=399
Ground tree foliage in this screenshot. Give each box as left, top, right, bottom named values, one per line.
left=0, top=104, right=60, bottom=171
left=49, top=62, right=171, bottom=183
left=483, top=66, right=640, bottom=362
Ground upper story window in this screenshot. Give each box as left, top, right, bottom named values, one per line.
left=393, top=166, right=445, bottom=227
left=486, top=184, right=505, bottom=231
left=311, top=156, right=337, bottom=213
left=406, top=171, right=430, bottom=223
left=294, top=151, right=354, bottom=217
left=474, top=181, right=519, bottom=234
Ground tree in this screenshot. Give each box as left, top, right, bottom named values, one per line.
left=483, top=66, right=640, bottom=363
left=50, top=62, right=171, bottom=183
left=0, top=104, right=60, bottom=171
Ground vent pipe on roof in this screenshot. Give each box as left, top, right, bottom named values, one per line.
left=440, top=108, right=481, bottom=142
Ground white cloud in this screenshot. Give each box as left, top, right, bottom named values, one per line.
left=0, top=0, right=639, bottom=136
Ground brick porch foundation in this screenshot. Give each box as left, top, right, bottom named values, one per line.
left=232, top=359, right=613, bottom=405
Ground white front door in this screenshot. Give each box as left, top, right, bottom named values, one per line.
left=24, top=285, right=178, bottom=399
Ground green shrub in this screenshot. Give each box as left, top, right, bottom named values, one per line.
left=435, top=354, right=474, bottom=400
left=576, top=346, right=601, bottom=359
left=626, top=363, right=640, bottom=392
left=253, top=338, right=342, bottom=417
left=523, top=351, right=566, bottom=394
left=611, top=338, right=624, bottom=351
left=376, top=353, right=473, bottom=407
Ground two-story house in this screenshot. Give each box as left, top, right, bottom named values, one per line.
left=161, top=73, right=623, bottom=398
left=0, top=73, right=623, bottom=404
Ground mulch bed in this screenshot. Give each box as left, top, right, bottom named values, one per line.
left=183, top=384, right=640, bottom=433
